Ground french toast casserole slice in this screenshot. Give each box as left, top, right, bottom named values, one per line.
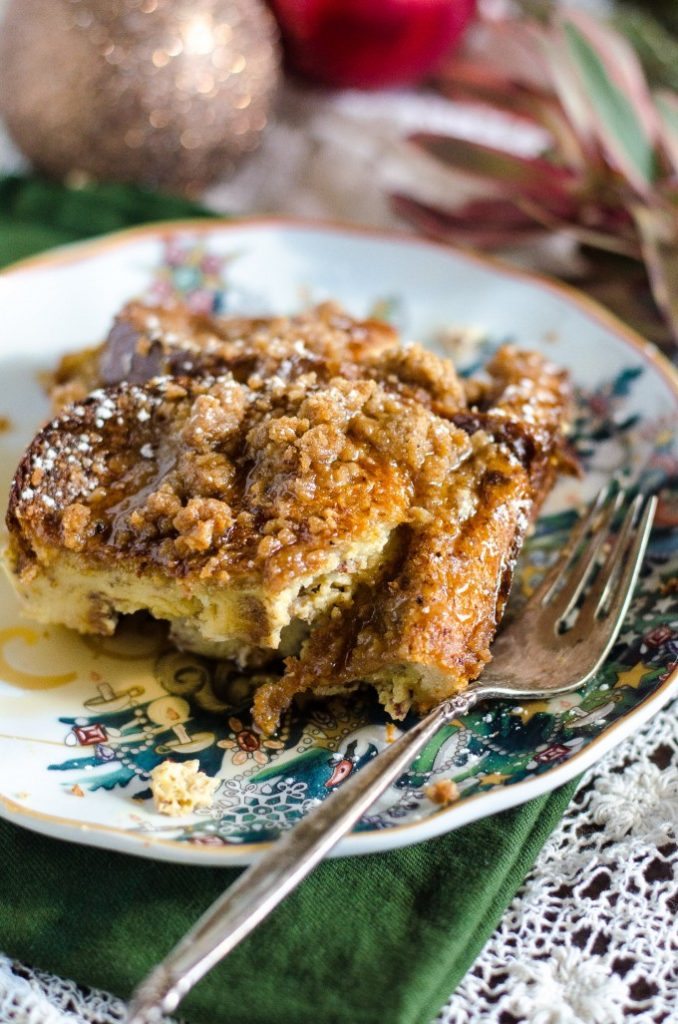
left=5, top=302, right=572, bottom=733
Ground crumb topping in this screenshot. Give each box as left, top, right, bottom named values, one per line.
left=97, top=300, right=400, bottom=390
left=9, top=369, right=473, bottom=590
left=50, top=301, right=469, bottom=421
left=424, top=778, right=460, bottom=805
left=60, top=502, right=92, bottom=551
left=365, top=343, right=466, bottom=416
left=150, top=759, right=219, bottom=816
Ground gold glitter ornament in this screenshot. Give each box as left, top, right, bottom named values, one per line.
left=0, top=0, right=281, bottom=194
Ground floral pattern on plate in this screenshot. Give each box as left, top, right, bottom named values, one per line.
left=0, top=221, right=676, bottom=864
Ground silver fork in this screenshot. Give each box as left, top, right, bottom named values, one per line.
left=127, top=483, right=656, bottom=1024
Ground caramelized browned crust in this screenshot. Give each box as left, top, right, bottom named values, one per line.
left=50, top=301, right=400, bottom=410
left=50, top=300, right=469, bottom=417
left=452, top=345, right=574, bottom=511
left=252, top=345, right=572, bottom=733
left=98, top=301, right=403, bottom=387
left=253, top=438, right=532, bottom=733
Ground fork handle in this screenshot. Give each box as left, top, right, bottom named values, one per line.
left=127, top=688, right=486, bottom=1022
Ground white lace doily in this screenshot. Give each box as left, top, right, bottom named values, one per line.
left=0, top=40, right=676, bottom=1024
left=438, top=698, right=678, bottom=1024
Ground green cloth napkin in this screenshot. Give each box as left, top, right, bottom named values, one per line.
left=0, top=175, right=579, bottom=1024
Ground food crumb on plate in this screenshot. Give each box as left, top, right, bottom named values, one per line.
left=150, top=759, right=219, bottom=816
left=385, top=722, right=397, bottom=743
left=69, top=784, right=85, bottom=797
left=0, top=415, right=12, bottom=433
left=424, top=778, right=459, bottom=806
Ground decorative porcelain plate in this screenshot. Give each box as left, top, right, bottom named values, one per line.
left=0, top=220, right=676, bottom=866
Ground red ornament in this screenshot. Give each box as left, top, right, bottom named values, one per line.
left=269, top=0, right=476, bottom=89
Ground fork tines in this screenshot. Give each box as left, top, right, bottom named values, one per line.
left=536, top=482, right=657, bottom=632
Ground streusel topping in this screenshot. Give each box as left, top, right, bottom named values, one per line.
left=50, top=301, right=469, bottom=421
left=9, top=370, right=473, bottom=591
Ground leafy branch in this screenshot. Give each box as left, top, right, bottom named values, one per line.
left=394, top=6, right=678, bottom=343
